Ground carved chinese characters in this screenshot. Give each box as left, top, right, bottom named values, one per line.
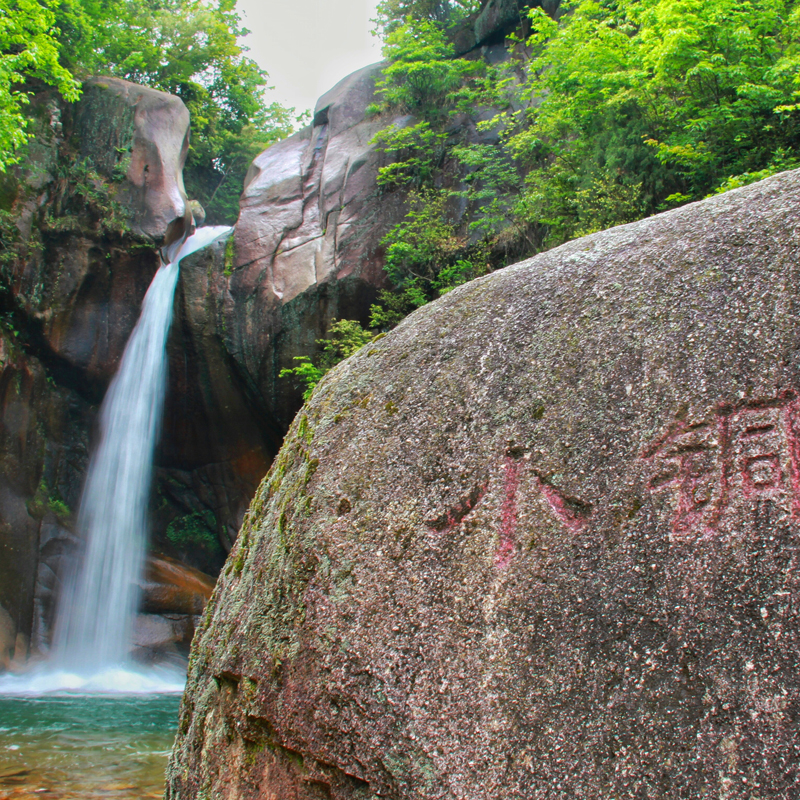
left=645, top=393, right=800, bottom=539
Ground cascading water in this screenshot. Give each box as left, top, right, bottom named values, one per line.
left=0, top=224, right=230, bottom=694
left=54, top=224, right=231, bottom=672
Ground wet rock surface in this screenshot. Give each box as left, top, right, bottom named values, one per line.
left=0, top=81, right=227, bottom=662
left=140, top=555, right=215, bottom=616
left=169, top=170, right=800, bottom=799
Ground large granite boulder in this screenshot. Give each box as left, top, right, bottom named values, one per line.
left=168, top=169, right=800, bottom=799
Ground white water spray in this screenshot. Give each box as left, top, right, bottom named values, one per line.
left=1, top=225, right=230, bottom=693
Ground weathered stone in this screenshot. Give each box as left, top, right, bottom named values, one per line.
left=475, top=0, right=522, bottom=44
left=76, top=77, right=191, bottom=240
left=0, top=326, right=89, bottom=660
left=131, top=612, right=200, bottom=662
left=0, top=81, right=216, bottom=661
left=226, top=62, right=404, bottom=431
left=168, top=170, right=800, bottom=799
left=0, top=603, right=14, bottom=671
left=158, top=235, right=281, bottom=561
left=140, top=555, right=215, bottom=616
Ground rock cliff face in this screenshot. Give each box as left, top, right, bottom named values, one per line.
left=0, top=60, right=423, bottom=664
left=0, top=60, right=414, bottom=664
left=0, top=77, right=212, bottom=661
left=169, top=170, right=800, bottom=799
left=221, top=63, right=399, bottom=431
left=0, top=14, right=565, bottom=667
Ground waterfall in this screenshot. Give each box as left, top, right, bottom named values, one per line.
left=50, top=225, right=231, bottom=674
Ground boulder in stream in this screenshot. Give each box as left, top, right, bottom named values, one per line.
left=168, top=169, right=800, bottom=799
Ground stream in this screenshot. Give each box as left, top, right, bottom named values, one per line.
left=0, top=693, right=180, bottom=799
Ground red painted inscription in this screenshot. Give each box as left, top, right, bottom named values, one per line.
left=644, top=392, right=800, bottom=539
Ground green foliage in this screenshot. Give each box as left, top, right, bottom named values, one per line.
left=502, top=0, right=800, bottom=244
left=367, top=0, right=800, bottom=333
left=45, top=157, right=131, bottom=234
left=450, top=140, right=521, bottom=237
left=710, top=147, right=800, bottom=193
left=280, top=357, right=323, bottom=402
left=369, top=284, right=428, bottom=329
left=377, top=18, right=484, bottom=116
left=166, top=510, right=222, bottom=556
left=0, top=0, right=81, bottom=171
left=26, top=478, right=71, bottom=521
left=375, top=0, right=482, bottom=37
left=382, top=189, right=460, bottom=286
left=373, top=121, right=449, bottom=188
left=367, top=189, right=489, bottom=329
left=48, top=495, right=70, bottom=519
left=318, top=319, right=375, bottom=369
left=1, top=0, right=298, bottom=221
left=370, top=19, right=488, bottom=188
left=0, top=208, right=19, bottom=288
left=280, top=319, right=374, bottom=401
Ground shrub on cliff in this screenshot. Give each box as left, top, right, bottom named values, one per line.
left=0, top=0, right=297, bottom=223
left=368, top=0, right=800, bottom=328
left=280, top=320, right=376, bottom=400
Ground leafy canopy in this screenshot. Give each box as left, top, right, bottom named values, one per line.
left=0, top=0, right=80, bottom=171
left=504, top=0, right=800, bottom=244
left=1, top=0, right=297, bottom=222
left=374, top=0, right=482, bottom=36
left=363, top=0, right=800, bottom=333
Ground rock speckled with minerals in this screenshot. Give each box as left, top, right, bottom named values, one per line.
left=167, top=170, right=800, bottom=799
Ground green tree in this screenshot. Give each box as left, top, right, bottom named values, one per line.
left=1, top=0, right=297, bottom=220
left=375, top=17, right=484, bottom=115
left=0, top=0, right=81, bottom=171
left=505, top=0, right=800, bottom=244
left=375, top=0, right=482, bottom=37
left=280, top=319, right=375, bottom=400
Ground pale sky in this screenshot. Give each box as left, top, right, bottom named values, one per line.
left=236, top=0, right=384, bottom=116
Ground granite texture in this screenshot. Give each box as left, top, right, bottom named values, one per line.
left=168, top=169, right=800, bottom=799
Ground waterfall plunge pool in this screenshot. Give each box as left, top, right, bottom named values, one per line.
left=0, top=224, right=233, bottom=798
left=0, top=693, right=181, bottom=799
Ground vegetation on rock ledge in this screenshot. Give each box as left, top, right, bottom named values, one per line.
left=1, top=0, right=300, bottom=223
left=365, top=0, right=800, bottom=327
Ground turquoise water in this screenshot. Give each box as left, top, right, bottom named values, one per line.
left=0, top=694, right=180, bottom=799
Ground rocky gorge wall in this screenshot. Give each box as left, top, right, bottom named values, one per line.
left=168, top=170, right=800, bottom=799
left=0, top=78, right=244, bottom=666
left=0, top=59, right=480, bottom=664
left=0, top=2, right=559, bottom=669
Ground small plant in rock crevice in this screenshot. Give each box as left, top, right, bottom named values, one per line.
left=280, top=319, right=376, bottom=400
left=166, top=510, right=222, bottom=558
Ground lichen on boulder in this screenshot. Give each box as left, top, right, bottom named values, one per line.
left=169, top=170, right=800, bottom=797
